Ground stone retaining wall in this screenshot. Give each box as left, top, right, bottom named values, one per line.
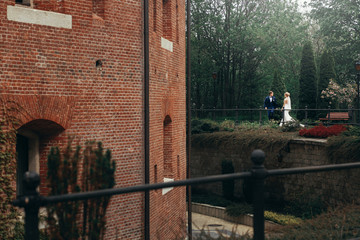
left=191, top=203, right=278, bottom=230
left=191, top=138, right=360, bottom=204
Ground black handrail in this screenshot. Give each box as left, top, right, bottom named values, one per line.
left=13, top=150, right=360, bottom=240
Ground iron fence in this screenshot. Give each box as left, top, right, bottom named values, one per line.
left=192, top=107, right=359, bottom=126
left=12, top=150, right=360, bottom=240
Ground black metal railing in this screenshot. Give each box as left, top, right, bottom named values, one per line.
left=192, top=107, right=359, bottom=126
left=13, top=150, right=360, bottom=240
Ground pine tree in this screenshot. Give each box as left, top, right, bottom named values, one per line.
left=318, top=49, right=336, bottom=109
left=271, top=69, right=286, bottom=120
left=298, top=42, right=317, bottom=119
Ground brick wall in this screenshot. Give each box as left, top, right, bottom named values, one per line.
left=191, top=138, right=360, bottom=205
left=1, top=0, right=186, bottom=239
left=149, top=0, right=187, bottom=238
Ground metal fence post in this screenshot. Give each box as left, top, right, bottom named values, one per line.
left=305, top=106, right=308, bottom=126
left=352, top=108, right=356, bottom=124
left=259, top=107, right=262, bottom=125
left=213, top=107, right=216, bottom=121
left=251, top=150, right=267, bottom=240
left=13, top=172, right=41, bottom=240
left=327, top=106, right=331, bottom=126
left=235, top=106, right=239, bottom=124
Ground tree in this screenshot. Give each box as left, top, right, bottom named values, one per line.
left=318, top=49, right=336, bottom=109
left=298, top=42, right=317, bottom=119
left=309, top=0, right=360, bottom=83
left=271, top=69, right=286, bottom=120
left=190, top=0, right=309, bottom=112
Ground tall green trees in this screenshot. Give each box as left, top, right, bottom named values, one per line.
left=190, top=0, right=308, bottom=110
left=318, top=50, right=336, bottom=109
left=309, top=0, right=360, bottom=82
left=298, top=42, right=317, bottom=119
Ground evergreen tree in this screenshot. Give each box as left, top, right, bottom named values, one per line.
left=298, top=42, right=317, bottom=119
left=318, top=50, right=336, bottom=110
left=271, top=69, right=286, bottom=120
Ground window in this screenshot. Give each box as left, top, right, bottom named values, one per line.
left=16, top=119, right=64, bottom=196
left=163, top=115, right=173, bottom=178
left=16, top=131, right=39, bottom=196
left=153, top=0, right=157, bottom=32
left=162, top=0, right=172, bottom=40
left=93, top=0, right=105, bottom=19
left=15, top=0, right=32, bottom=6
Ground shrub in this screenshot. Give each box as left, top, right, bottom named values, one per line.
left=225, top=203, right=253, bottom=217
left=264, top=211, right=302, bottom=225
left=299, top=124, right=347, bottom=138
left=46, top=140, right=116, bottom=240
left=280, top=120, right=302, bottom=132
left=191, top=119, right=220, bottom=134
left=283, top=194, right=326, bottom=219
left=221, top=159, right=235, bottom=200
left=220, top=120, right=235, bottom=132
left=268, top=204, right=360, bottom=240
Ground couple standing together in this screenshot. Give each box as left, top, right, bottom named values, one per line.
left=263, top=91, right=293, bottom=126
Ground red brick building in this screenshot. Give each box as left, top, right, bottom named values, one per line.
left=1, top=0, right=186, bottom=239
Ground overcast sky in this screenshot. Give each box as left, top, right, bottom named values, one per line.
left=297, top=0, right=312, bottom=13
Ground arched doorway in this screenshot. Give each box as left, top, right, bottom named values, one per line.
left=16, top=119, right=64, bottom=196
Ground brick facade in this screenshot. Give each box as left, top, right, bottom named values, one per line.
left=1, top=0, right=186, bottom=239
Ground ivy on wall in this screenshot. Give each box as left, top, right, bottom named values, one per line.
left=0, top=100, right=21, bottom=239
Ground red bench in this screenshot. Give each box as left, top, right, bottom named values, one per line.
left=319, top=112, right=349, bottom=121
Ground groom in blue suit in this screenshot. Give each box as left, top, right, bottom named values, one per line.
left=264, top=91, right=277, bottom=120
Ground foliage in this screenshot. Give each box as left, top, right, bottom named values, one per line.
left=191, top=118, right=220, bottom=134
left=45, top=140, right=116, bottom=240
left=268, top=204, right=360, bottom=240
left=326, top=126, right=360, bottom=163
left=191, top=0, right=308, bottom=110
left=309, top=0, right=360, bottom=82
left=321, top=79, right=357, bottom=108
left=280, top=120, right=302, bottom=132
left=298, top=42, right=317, bottom=119
left=264, top=211, right=302, bottom=226
left=225, top=203, right=253, bottom=217
left=299, top=124, right=347, bottom=138
left=221, top=159, right=234, bottom=200
left=0, top=101, right=22, bottom=239
left=271, top=70, right=286, bottom=120
left=318, top=50, right=336, bottom=109
left=82, top=141, right=115, bottom=240
left=46, top=140, right=81, bottom=239
left=220, top=120, right=235, bottom=132
left=283, top=192, right=326, bottom=219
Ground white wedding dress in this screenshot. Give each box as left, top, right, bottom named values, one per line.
left=279, top=97, right=293, bottom=126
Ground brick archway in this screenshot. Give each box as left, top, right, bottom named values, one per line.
left=1, top=95, right=75, bottom=129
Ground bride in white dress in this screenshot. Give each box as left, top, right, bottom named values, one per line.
left=279, top=92, right=293, bottom=126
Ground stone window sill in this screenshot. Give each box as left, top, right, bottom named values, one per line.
left=7, top=5, right=72, bottom=29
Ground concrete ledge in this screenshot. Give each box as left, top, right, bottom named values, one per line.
left=290, top=138, right=327, bottom=145
left=7, top=5, right=72, bottom=29
left=191, top=202, right=278, bottom=231
left=161, top=37, right=173, bottom=52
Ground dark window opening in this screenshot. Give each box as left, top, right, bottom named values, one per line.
left=96, top=60, right=103, bottom=69
left=16, top=0, right=31, bottom=6
left=16, top=134, right=29, bottom=196
left=163, top=115, right=173, bottom=178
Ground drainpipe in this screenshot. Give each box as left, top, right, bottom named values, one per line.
left=144, top=0, right=150, bottom=239
left=186, top=0, right=192, bottom=238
